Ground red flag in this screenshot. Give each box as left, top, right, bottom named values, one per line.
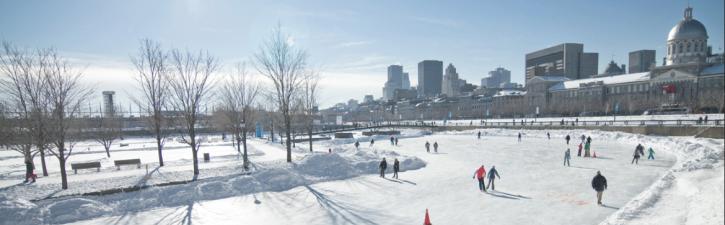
left=424, top=209, right=432, bottom=225
left=662, top=84, right=676, bottom=94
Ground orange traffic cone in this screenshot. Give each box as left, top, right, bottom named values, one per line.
left=593, top=151, right=597, bottom=158
left=424, top=208, right=432, bottom=225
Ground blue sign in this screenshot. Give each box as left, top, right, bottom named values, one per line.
left=255, top=122, right=263, bottom=138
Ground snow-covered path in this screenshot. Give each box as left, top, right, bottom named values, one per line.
left=74, top=133, right=676, bottom=225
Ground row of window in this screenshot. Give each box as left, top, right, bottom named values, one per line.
left=668, top=40, right=706, bottom=55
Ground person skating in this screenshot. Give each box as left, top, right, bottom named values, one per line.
left=24, top=159, right=36, bottom=183
left=393, top=158, right=400, bottom=179
left=472, top=164, right=487, bottom=192
left=580, top=135, right=586, bottom=143
left=477, top=131, right=481, bottom=140
left=425, top=141, right=431, bottom=153
left=565, top=135, right=571, bottom=145
left=487, top=166, right=501, bottom=190
left=631, top=147, right=641, bottom=164
left=370, top=139, right=375, bottom=147
left=547, top=132, right=551, bottom=140
left=647, top=147, right=655, bottom=160
left=390, top=136, right=395, bottom=145
left=577, top=143, right=583, bottom=157
left=354, top=141, right=360, bottom=149
left=517, top=133, right=522, bottom=142
left=564, top=148, right=571, bottom=167
left=636, top=144, right=645, bottom=156
left=433, top=142, right=439, bottom=153
left=394, top=137, right=399, bottom=146
left=591, top=171, right=608, bottom=205
left=586, top=136, right=592, bottom=145
left=584, top=141, right=591, bottom=157
left=379, top=158, right=387, bottom=178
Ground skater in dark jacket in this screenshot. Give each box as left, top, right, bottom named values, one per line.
left=433, top=142, right=439, bottom=153
left=591, top=171, right=608, bottom=205
left=354, top=141, right=360, bottom=149
left=472, top=165, right=487, bottom=192
left=425, top=141, right=431, bottom=153
left=486, top=166, right=501, bottom=190
left=393, top=158, right=400, bottom=179
left=370, top=139, right=375, bottom=147
left=477, top=131, right=481, bottom=139
left=631, top=147, right=641, bottom=164
left=565, top=135, right=571, bottom=145
left=390, top=136, right=395, bottom=145
left=379, top=158, right=387, bottom=177
left=547, top=132, right=551, bottom=140
left=586, top=136, right=592, bottom=144
left=517, top=133, right=522, bottom=142
left=394, top=137, right=399, bottom=146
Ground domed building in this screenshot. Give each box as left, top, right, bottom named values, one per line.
left=666, top=7, right=709, bottom=65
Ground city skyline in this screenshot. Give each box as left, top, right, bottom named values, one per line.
left=1, top=0, right=723, bottom=107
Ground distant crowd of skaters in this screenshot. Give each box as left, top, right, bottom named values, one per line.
left=351, top=130, right=660, bottom=206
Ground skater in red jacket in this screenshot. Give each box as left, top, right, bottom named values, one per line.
left=472, top=165, right=487, bottom=192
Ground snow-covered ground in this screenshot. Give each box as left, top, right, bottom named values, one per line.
left=0, top=128, right=722, bottom=225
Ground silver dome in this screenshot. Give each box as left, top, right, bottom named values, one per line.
left=668, top=7, right=708, bottom=41
left=668, top=19, right=708, bottom=41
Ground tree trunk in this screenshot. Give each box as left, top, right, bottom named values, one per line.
left=242, top=129, right=248, bottom=170
left=39, top=149, right=48, bottom=176
left=191, top=139, right=199, bottom=175
left=156, top=135, right=164, bottom=167
left=308, top=128, right=313, bottom=153
left=285, top=115, right=292, bottom=162
left=105, top=146, right=111, bottom=158
left=59, top=150, right=68, bottom=189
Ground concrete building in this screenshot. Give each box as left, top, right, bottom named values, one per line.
left=383, top=65, right=405, bottom=100
left=629, top=50, right=656, bottom=73
left=481, top=67, right=511, bottom=88
left=417, top=60, right=443, bottom=97
left=525, top=43, right=599, bottom=82
left=402, top=73, right=410, bottom=89
left=102, top=91, right=116, bottom=117
left=363, top=95, right=374, bottom=103
left=442, top=63, right=462, bottom=97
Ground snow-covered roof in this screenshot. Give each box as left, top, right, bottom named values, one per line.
left=494, top=90, right=526, bottom=97
left=529, top=76, right=570, bottom=82
left=549, top=72, right=650, bottom=91
left=701, top=64, right=724, bottom=75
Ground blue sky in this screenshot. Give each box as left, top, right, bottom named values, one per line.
left=1, top=0, right=723, bottom=108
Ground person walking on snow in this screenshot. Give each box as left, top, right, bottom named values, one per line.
left=584, top=141, right=591, bottom=157
left=636, top=144, right=645, bottom=156
left=631, top=146, right=642, bottom=164
left=477, top=131, right=482, bottom=140
left=393, top=158, right=400, bottom=179
left=24, top=159, right=36, bottom=183
left=517, top=133, right=522, bottom=142
left=591, top=171, right=608, bottom=205
left=390, top=136, right=394, bottom=145
left=487, top=166, right=501, bottom=190
left=564, top=149, right=571, bottom=167
left=379, top=158, right=388, bottom=178
left=472, top=165, right=487, bottom=192
left=433, top=142, right=439, bottom=153
left=547, top=132, right=551, bottom=140
left=370, top=139, right=375, bottom=147
left=394, top=137, right=399, bottom=146
left=577, top=143, right=583, bottom=157
left=565, top=135, right=571, bottom=145
left=425, top=141, right=431, bottom=153
left=586, top=136, right=592, bottom=145
left=647, top=147, right=655, bottom=160
left=354, top=141, right=360, bottom=149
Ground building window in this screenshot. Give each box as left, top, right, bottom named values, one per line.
left=678, top=43, right=683, bottom=53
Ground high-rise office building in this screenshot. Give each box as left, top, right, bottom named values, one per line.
left=481, top=67, right=511, bottom=88
left=442, top=63, right=461, bottom=97
left=525, top=43, right=598, bottom=81
left=401, top=72, right=410, bottom=89
left=383, top=65, right=405, bottom=100
left=417, top=60, right=443, bottom=97
left=628, top=50, right=656, bottom=73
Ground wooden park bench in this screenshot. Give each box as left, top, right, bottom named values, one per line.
left=70, top=162, right=101, bottom=174
left=114, top=158, right=141, bottom=170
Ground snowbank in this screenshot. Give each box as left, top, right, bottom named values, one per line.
left=0, top=150, right=426, bottom=225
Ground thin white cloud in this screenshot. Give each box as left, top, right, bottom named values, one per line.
left=335, top=40, right=373, bottom=48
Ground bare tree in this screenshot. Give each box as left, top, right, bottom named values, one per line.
left=254, top=25, right=307, bottom=162
left=131, top=39, right=169, bottom=166
left=298, top=71, right=319, bottom=153
left=168, top=48, right=218, bottom=175
left=219, top=62, right=259, bottom=170
left=0, top=42, right=50, bottom=177
left=91, top=111, right=121, bottom=158
left=43, top=49, right=93, bottom=189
